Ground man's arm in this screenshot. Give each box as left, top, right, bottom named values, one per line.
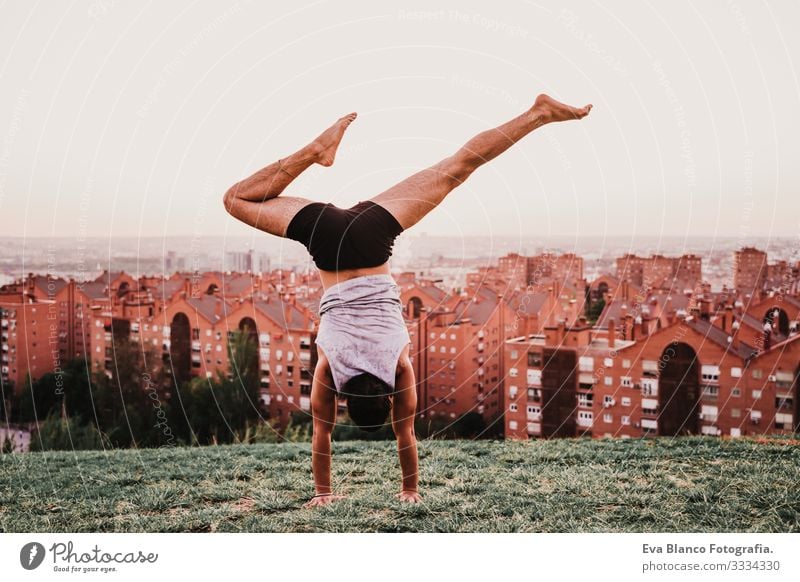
left=392, top=346, right=421, bottom=502
left=303, top=354, right=344, bottom=508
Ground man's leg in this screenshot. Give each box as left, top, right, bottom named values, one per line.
left=223, top=113, right=357, bottom=237
left=371, top=95, right=592, bottom=230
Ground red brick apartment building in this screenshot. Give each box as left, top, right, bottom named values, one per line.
left=615, top=253, right=702, bottom=290
left=734, top=247, right=768, bottom=297
left=2, top=269, right=321, bottom=429
left=504, top=295, right=800, bottom=440
left=400, top=275, right=587, bottom=426
left=1, top=296, right=55, bottom=391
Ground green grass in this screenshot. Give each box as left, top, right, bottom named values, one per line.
left=1, top=436, right=799, bottom=532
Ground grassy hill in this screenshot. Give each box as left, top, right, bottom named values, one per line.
left=1, top=436, right=799, bottom=532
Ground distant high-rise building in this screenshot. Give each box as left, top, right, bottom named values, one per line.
left=165, top=250, right=177, bottom=273
left=615, top=253, right=701, bottom=289
left=226, top=250, right=257, bottom=273
left=733, top=247, right=767, bottom=297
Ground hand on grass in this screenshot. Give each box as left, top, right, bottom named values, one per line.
left=303, top=493, right=345, bottom=508
left=396, top=490, right=422, bottom=503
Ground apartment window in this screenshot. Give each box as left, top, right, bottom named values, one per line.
left=578, top=356, right=594, bottom=372
left=621, top=396, right=631, bottom=407
left=621, top=376, right=633, bottom=388
left=621, top=415, right=630, bottom=426
left=603, top=357, right=614, bottom=367
left=527, top=368, right=542, bottom=386
left=641, top=378, right=658, bottom=396
left=509, top=403, right=518, bottom=412
left=641, top=402, right=658, bottom=416
left=622, top=359, right=631, bottom=368
left=776, top=371, right=794, bottom=389
left=509, top=420, right=518, bottom=430
left=509, top=367, right=519, bottom=378
left=701, top=365, right=720, bottom=383
left=510, top=350, right=518, bottom=360
left=527, top=388, right=541, bottom=401
left=701, top=385, right=719, bottom=398
left=577, top=411, right=593, bottom=427
left=527, top=351, right=542, bottom=367
left=731, top=367, right=742, bottom=378
left=730, top=408, right=741, bottom=418
left=603, top=395, right=614, bottom=406
left=603, top=413, right=613, bottom=424
left=775, top=412, right=793, bottom=430
left=752, top=389, right=762, bottom=399
left=752, top=368, right=763, bottom=379
left=732, top=387, right=741, bottom=397
left=700, top=405, right=718, bottom=422
left=604, top=376, right=613, bottom=386
left=642, top=360, right=659, bottom=378
left=578, top=393, right=593, bottom=408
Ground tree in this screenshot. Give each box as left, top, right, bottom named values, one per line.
left=170, top=329, right=262, bottom=445
left=13, top=359, right=94, bottom=424
left=29, top=410, right=108, bottom=451
left=89, top=338, right=171, bottom=448
left=452, top=411, right=486, bottom=438
left=587, top=297, right=606, bottom=324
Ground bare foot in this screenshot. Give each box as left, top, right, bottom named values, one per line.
left=310, top=113, right=357, bottom=166
left=396, top=491, right=422, bottom=503
left=531, top=94, right=592, bottom=125
left=302, top=493, right=346, bottom=509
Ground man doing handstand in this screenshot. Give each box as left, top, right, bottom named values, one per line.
left=223, top=94, right=592, bottom=507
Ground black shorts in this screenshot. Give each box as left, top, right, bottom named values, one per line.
left=285, top=200, right=404, bottom=271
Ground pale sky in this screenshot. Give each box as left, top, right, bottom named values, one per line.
left=1, top=0, right=798, bottom=242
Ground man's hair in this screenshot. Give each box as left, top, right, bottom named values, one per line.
left=341, top=373, right=392, bottom=432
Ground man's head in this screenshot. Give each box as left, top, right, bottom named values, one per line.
left=341, top=372, right=392, bottom=432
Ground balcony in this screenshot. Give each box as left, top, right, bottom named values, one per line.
left=701, top=385, right=719, bottom=399
left=641, top=418, right=658, bottom=430
left=526, top=368, right=542, bottom=386
left=700, top=365, right=720, bottom=384
left=700, top=404, right=718, bottom=422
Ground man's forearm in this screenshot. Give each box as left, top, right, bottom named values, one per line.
left=396, top=432, right=419, bottom=492
left=311, top=430, right=333, bottom=494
